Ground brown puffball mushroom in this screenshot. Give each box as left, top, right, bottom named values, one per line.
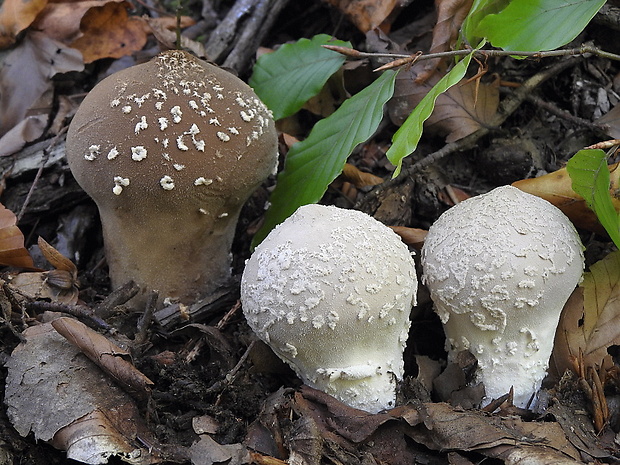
left=66, top=50, right=278, bottom=306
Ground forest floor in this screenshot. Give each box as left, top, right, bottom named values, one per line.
left=1, top=1, right=620, bottom=464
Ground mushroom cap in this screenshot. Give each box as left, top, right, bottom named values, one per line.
left=241, top=204, right=418, bottom=413
left=65, top=50, right=278, bottom=303
left=66, top=50, right=277, bottom=215
left=421, top=185, right=584, bottom=406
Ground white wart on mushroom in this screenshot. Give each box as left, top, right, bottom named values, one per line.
left=72, top=51, right=273, bottom=210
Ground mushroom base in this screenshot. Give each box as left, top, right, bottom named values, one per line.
left=98, top=204, right=240, bottom=308
left=440, top=305, right=561, bottom=408
left=305, top=364, right=400, bottom=414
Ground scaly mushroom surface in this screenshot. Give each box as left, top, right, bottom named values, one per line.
left=421, top=186, right=584, bottom=407
left=66, top=50, right=278, bottom=305
left=241, top=204, right=418, bottom=413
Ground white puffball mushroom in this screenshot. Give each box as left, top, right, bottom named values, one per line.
left=421, top=185, right=584, bottom=408
left=241, top=204, right=418, bottom=413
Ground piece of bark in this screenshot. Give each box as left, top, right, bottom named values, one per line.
left=205, top=0, right=290, bottom=73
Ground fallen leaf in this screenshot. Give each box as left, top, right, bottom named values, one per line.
left=52, top=317, right=154, bottom=401
left=322, top=0, right=402, bottom=32
left=342, top=163, right=384, bottom=187
left=33, top=0, right=149, bottom=62
left=297, top=386, right=582, bottom=463
left=552, top=251, right=620, bottom=376
left=512, top=163, right=620, bottom=236
left=31, top=0, right=96, bottom=44
left=0, top=31, right=84, bottom=137
left=389, top=70, right=499, bottom=143
left=390, top=226, right=428, bottom=249
left=0, top=0, right=49, bottom=48
left=38, top=236, right=78, bottom=274
left=70, top=1, right=148, bottom=63
left=415, top=0, right=475, bottom=84
left=144, top=16, right=204, bottom=58
left=0, top=114, right=49, bottom=157
left=9, top=237, right=79, bottom=303
left=4, top=322, right=160, bottom=464
left=596, top=103, right=620, bottom=138
left=189, top=434, right=249, bottom=465
left=0, top=203, right=35, bottom=269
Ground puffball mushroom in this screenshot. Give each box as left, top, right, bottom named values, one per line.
left=241, top=204, right=418, bottom=413
left=421, top=186, right=584, bottom=408
left=66, top=50, right=277, bottom=305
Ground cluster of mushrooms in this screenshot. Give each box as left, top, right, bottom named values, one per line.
left=67, top=51, right=585, bottom=413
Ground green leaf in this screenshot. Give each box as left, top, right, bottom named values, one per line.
left=252, top=70, right=398, bottom=247
left=461, top=0, right=509, bottom=47
left=385, top=51, right=475, bottom=177
left=249, top=34, right=351, bottom=121
left=476, top=0, right=606, bottom=52
left=566, top=149, right=620, bottom=248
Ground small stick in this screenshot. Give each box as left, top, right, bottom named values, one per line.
left=323, top=43, right=620, bottom=68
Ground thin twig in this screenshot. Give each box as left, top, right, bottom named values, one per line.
left=224, top=339, right=256, bottom=383
left=17, top=128, right=67, bottom=223
left=525, top=94, right=609, bottom=137
left=135, top=290, right=159, bottom=347
left=323, top=43, right=620, bottom=70
left=25, top=300, right=113, bottom=332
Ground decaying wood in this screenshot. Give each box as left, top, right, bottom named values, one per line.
left=205, top=0, right=290, bottom=73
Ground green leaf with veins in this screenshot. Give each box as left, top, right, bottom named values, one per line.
left=567, top=149, right=620, bottom=248
left=252, top=70, right=398, bottom=247
left=475, top=0, right=606, bottom=52
left=249, top=34, right=351, bottom=121
left=386, top=50, right=475, bottom=177
left=461, top=0, right=509, bottom=47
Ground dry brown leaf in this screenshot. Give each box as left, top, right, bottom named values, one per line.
left=390, top=226, right=427, bottom=249
left=293, top=386, right=582, bottom=463
left=0, top=203, right=35, bottom=269
left=512, top=164, right=620, bottom=236
left=5, top=322, right=160, bottom=464
left=342, top=163, right=384, bottom=188
left=9, top=269, right=79, bottom=303
left=0, top=31, right=83, bottom=137
left=33, top=0, right=148, bottom=63
left=415, top=0, right=474, bottom=84
left=38, top=236, right=78, bottom=274
left=52, top=317, right=155, bottom=401
left=389, top=70, right=499, bottom=142
left=0, top=0, right=49, bottom=48
left=322, top=0, right=402, bottom=33
left=189, top=434, right=249, bottom=465
left=70, top=1, right=148, bottom=63
left=51, top=407, right=155, bottom=464
left=31, top=0, right=94, bottom=43
left=552, top=252, right=620, bottom=377
left=143, top=16, right=204, bottom=58
left=429, top=76, right=499, bottom=142
left=596, top=103, right=620, bottom=138
left=8, top=237, right=79, bottom=303
left=0, top=114, right=49, bottom=157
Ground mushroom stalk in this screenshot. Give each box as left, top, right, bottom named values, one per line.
left=96, top=200, right=240, bottom=303
left=421, top=186, right=584, bottom=408
left=66, top=50, right=278, bottom=306
left=241, top=204, right=418, bottom=413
